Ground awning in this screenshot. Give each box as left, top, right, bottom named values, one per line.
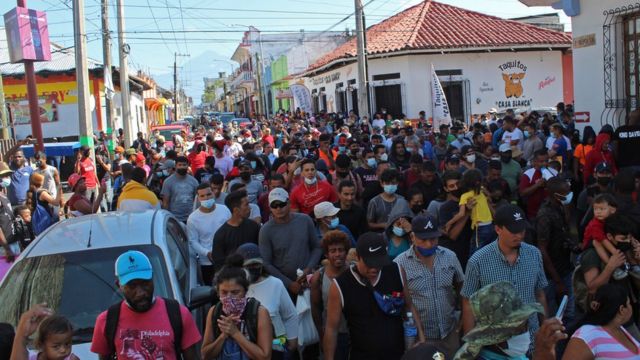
left=145, top=98, right=170, bottom=111
left=21, top=141, right=80, bottom=157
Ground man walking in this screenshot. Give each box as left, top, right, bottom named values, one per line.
left=461, top=204, right=548, bottom=348
left=259, top=188, right=321, bottom=297
left=117, top=167, right=160, bottom=211
left=91, top=250, right=201, bottom=359
left=394, top=214, right=464, bottom=358
left=187, top=182, right=231, bottom=283
left=161, top=156, right=198, bottom=223
left=334, top=180, right=368, bottom=239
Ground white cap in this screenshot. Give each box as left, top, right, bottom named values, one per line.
left=498, top=143, right=512, bottom=153
left=314, top=201, right=340, bottom=219
left=489, top=108, right=498, bottom=114
left=268, top=187, right=289, bottom=205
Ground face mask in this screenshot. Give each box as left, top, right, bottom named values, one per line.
left=328, top=218, right=339, bottom=229
left=501, top=331, right=531, bottom=357
left=411, top=205, right=423, bottom=214
left=247, top=267, right=262, bottom=283
left=35, top=160, right=42, bottom=167
left=616, top=242, right=633, bottom=253
left=556, top=191, right=573, bottom=206
left=380, top=153, right=388, bottom=162
left=383, top=184, right=397, bottom=194
left=156, top=171, right=164, bottom=178
left=596, top=176, right=611, bottom=186
left=304, top=176, right=317, bottom=185
left=416, top=245, right=437, bottom=257
left=491, top=156, right=500, bottom=161
left=240, top=172, right=252, bottom=181
left=162, top=169, right=170, bottom=176
left=501, top=155, right=512, bottom=163
left=176, top=168, right=187, bottom=176
left=392, top=226, right=405, bottom=237
left=367, top=158, right=377, bottom=168
left=201, top=198, right=216, bottom=209
left=523, top=130, right=530, bottom=138
left=465, top=154, right=476, bottom=163
left=337, top=170, right=350, bottom=178
left=0, top=178, right=10, bottom=188
left=294, top=167, right=301, bottom=176
left=338, top=146, right=346, bottom=153
left=250, top=161, right=257, bottom=169
left=220, top=296, right=248, bottom=318
left=406, top=148, right=413, bottom=153
left=255, top=149, right=263, bottom=156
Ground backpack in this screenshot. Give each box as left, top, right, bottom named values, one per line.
left=105, top=298, right=183, bottom=359
left=212, top=297, right=261, bottom=343
left=31, top=191, right=53, bottom=236
left=0, top=196, right=16, bottom=244
left=572, top=257, right=591, bottom=313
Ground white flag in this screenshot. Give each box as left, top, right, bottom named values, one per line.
left=104, top=67, right=115, bottom=100
left=430, top=64, right=452, bottom=128
left=290, top=84, right=313, bottom=114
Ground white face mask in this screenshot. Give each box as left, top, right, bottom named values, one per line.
left=465, top=154, right=476, bottom=163
left=304, top=176, right=317, bottom=185
left=501, top=331, right=530, bottom=357
left=379, top=153, right=388, bottom=162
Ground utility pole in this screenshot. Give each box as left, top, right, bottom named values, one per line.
left=17, top=0, right=44, bottom=151
left=116, top=0, right=132, bottom=147
left=257, top=31, right=268, bottom=117
left=101, top=0, right=115, bottom=154
left=74, top=0, right=95, bottom=165
left=354, top=0, right=370, bottom=118
left=173, top=52, right=189, bottom=122
left=0, top=72, right=8, bottom=139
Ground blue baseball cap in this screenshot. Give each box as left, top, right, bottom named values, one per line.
left=115, top=250, right=153, bottom=285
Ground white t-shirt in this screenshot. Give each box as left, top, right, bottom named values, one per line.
left=186, top=205, right=231, bottom=265
left=546, top=135, right=573, bottom=151
left=214, top=155, right=234, bottom=177
left=372, top=119, right=386, bottom=129
left=247, top=276, right=298, bottom=339
left=35, top=165, right=57, bottom=198
left=501, top=128, right=524, bottom=149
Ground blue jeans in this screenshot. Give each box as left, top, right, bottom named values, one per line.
left=470, top=224, right=495, bottom=255
left=544, top=272, right=576, bottom=328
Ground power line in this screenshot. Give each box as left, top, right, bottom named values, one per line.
left=107, top=4, right=392, bottom=16
left=160, top=0, right=182, bottom=53
left=145, top=0, right=173, bottom=53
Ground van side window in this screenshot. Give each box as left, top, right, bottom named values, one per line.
left=166, top=219, right=189, bottom=300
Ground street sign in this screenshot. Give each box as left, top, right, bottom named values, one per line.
left=575, top=111, right=590, bottom=123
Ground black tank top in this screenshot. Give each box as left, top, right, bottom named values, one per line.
left=335, top=263, right=405, bottom=360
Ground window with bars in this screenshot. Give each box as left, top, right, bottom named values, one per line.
left=625, top=14, right=640, bottom=110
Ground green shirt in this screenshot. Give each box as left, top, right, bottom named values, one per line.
left=501, top=160, right=522, bottom=193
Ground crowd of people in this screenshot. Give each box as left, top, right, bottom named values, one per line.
left=1, top=102, right=640, bottom=359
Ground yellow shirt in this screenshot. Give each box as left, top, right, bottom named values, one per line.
left=459, top=190, right=492, bottom=228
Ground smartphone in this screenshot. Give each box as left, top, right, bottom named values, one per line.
left=555, top=295, right=568, bottom=320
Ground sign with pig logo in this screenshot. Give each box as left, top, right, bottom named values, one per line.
left=495, top=60, right=532, bottom=109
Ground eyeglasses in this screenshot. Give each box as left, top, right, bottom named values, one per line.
left=270, top=201, right=288, bottom=209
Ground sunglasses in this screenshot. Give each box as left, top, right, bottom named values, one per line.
left=270, top=201, right=288, bottom=209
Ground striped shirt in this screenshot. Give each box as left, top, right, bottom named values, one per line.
left=461, top=240, right=548, bottom=340
left=573, top=325, right=640, bottom=359
left=394, top=246, right=464, bottom=339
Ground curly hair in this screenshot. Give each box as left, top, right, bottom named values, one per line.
left=321, top=230, right=350, bottom=254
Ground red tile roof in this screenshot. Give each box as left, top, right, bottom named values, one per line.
left=306, top=0, right=571, bottom=73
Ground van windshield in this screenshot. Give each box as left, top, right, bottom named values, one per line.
left=0, top=245, right=171, bottom=343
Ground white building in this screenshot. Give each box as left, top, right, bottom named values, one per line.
left=301, top=0, right=573, bottom=122
left=521, top=0, right=636, bottom=132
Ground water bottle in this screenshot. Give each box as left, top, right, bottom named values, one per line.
left=403, top=312, right=417, bottom=350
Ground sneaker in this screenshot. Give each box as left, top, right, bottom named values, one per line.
left=613, top=268, right=628, bottom=280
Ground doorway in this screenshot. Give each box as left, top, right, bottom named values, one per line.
left=374, top=84, right=402, bottom=118
left=441, top=81, right=464, bottom=122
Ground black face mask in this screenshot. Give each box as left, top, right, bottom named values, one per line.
left=411, top=205, right=423, bottom=214
left=240, top=172, right=252, bottom=181
left=247, top=267, right=262, bottom=283
left=501, top=155, right=512, bottom=163
left=596, top=176, right=612, bottom=186
left=451, top=189, right=464, bottom=198
left=616, top=242, right=633, bottom=253
left=336, top=171, right=349, bottom=178
left=176, top=168, right=187, bottom=176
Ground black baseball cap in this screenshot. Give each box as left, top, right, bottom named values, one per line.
left=411, top=214, right=442, bottom=239
left=493, top=204, right=527, bottom=234
left=595, top=162, right=612, bottom=174
left=356, top=232, right=390, bottom=268
left=446, top=153, right=460, bottom=163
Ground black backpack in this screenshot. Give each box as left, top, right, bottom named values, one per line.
left=212, top=297, right=261, bottom=342
left=104, top=298, right=183, bottom=359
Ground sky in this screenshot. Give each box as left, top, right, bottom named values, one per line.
left=1, top=0, right=569, bottom=105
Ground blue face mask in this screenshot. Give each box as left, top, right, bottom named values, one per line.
left=201, top=198, right=216, bottom=209
left=392, top=226, right=405, bottom=237
left=383, top=184, right=397, bottom=194
left=367, top=158, right=377, bottom=168
left=557, top=191, right=573, bottom=206
left=416, top=245, right=437, bottom=257
left=328, top=218, right=339, bottom=229
left=162, top=169, right=170, bottom=176
left=156, top=171, right=163, bottom=178
left=523, top=130, right=530, bottom=138
left=338, top=146, right=346, bottom=153
left=250, top=161, right=257, bottom=169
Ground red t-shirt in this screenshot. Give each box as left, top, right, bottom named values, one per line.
left=290, top=180, right=338, bottom=215
left=583, top=218, right=606, bottom=249
left=518, top=168, right=547, bottom=220
left=187, top=151, right=207, bottom=174
left=79, top=157, right=98, bottom=188
left=91, top=297, right=201, bottom=359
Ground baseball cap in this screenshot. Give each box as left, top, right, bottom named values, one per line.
left=595, top=162, right=612, bottom=174
left=493, top=204, right=527, bottom=234
left=67, top=173, right=82, bottom=190
left=114, top=146, right=125, bottom=154
left=161, top=159, right=175, bottom=170
left=411, top=214, right=442, bottom=239
left=445, top=153, right=460, bottom=163
left=268, top=187, right=289, bottom=205
left=356, top=232, right=390, bottom=268
left=314, top=201, right=340, bottom=219
left=135, top=152, right=145, bottom=163
left=236, top=243, right=263, bottom=266
left=125, top=148, right=136, bottom=156
left=498, top=143, right=512, bottom=153
left=238, top=160, right=252, bottom=169
left=115, top=250, right=153, bottom=285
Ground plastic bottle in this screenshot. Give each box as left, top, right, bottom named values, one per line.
left=403, top=312, right=417, bottom=350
